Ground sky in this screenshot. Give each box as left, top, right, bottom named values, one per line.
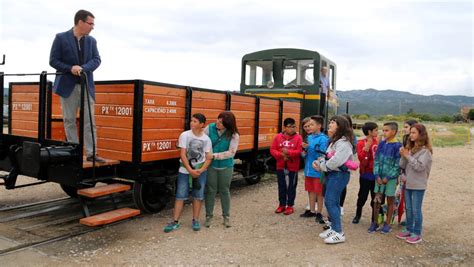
left=0, top=0, right=472, bottom=96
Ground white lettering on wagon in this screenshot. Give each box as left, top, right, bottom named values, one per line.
left=144, top=107, right=177, bottom=114
left=142, top=141, right=174, bottom=152
left=100, top=106, right=133, bottom=116
left=12, top=103, right=33, bottom=111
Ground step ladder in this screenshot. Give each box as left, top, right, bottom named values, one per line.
left=78, top=183, right=140, bottom=226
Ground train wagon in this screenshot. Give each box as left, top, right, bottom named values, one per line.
left=0, top=48, right=335, bottom=226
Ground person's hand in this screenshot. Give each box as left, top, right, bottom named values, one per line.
left=71, top=65, right=83, bottom=76
left=189, top=169, right=200, bottom=178
left=376, top=177, right=382, bottom=185
left=363, top=138, right=373, bottom=152
left=312, top=160, right=320, bottom=171
left=302, top=142, right=308, bottom=149
left=400, top=147, right=410, bottom=158
left=401, top=174, right=407, bottom=183
left=382, top=177, right=388, bottom=184
left=283, top=154, right=289, bottom=161
left=195, top=169, right=203, bottom=175
left=282, top=147, right=289, bottom=154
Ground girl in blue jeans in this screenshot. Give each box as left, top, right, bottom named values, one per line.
left=397, top=123, right=432, bottom=244
left=313, top=115, right=355, bottom=244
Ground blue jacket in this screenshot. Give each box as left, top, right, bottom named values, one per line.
left=49, top=28, right=101, bottom=99
left=303, top=132, right=329, bottom=178
left=374, top=138, right=402, bottom=180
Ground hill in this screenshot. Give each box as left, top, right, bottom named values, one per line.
left=337, top=89, right=474, bottom=116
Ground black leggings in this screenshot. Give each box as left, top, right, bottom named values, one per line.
left=340, top=187, right=347, bottom=207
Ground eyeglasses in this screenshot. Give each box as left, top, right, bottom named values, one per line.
left=83, top=21, right=95, bottom=26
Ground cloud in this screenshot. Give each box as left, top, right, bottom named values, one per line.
left=0, top=0, right=472, bottom=96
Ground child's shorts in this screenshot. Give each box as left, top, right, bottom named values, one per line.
left=374, top=178, right=397, bottom=197
left=305, top=176, right=323, bottom=193
left=175, top=171, right=207, bottom=201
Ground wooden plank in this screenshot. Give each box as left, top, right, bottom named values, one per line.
left=143, top=84, right=187, bottom=97
left=192, top=91, right=226, bottom=100
left=97, top=138, right=132, bottom=152
left=11, top=129, right=36, bottom=138
left=96, top=83, right=135, bottom=93
left=97, top=127, right=133, bottom=140
left=78, top=183, right=130, bottom=198
left=143, top=118, right=184, bottom=129
left=95, top=93, right=135, bottom=105
left=11, top=111, right=38, bottom=121
left=96, top=116, right=133, bottom=129
left=97, top=149, right=132, bottom=162
left=79, top=207, right=140, bottom=227
left=11, top=93, right=39, bottom=102
left=142, top=150, right=181, bottom=162
left=142, top=129, right=181, bottom=140
left=231, top=95, right=256, bottom=103
left=192, top=100, right=226, bottom=110
left=10, top=84, right=40, bottom=93
left=142, top=95, right=186, bottom=107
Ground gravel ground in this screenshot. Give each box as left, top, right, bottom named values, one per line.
left=1, top=144, right=473, bottom=266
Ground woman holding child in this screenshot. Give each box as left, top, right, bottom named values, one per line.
left=313, top=115, right=354, bottom=244
left=204, top=111, right=240, bottom=228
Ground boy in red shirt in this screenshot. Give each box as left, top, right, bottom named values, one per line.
left=270, top=118, right=303, bottom=215
left=352, top=122, right=379, bottom=224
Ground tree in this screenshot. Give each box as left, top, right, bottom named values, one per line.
left=468, top=109, right=474, bottom=120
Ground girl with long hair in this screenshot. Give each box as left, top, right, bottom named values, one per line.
left=396, top=123, right=433, bottom=244
left=313, top=115, right=354, bottom=244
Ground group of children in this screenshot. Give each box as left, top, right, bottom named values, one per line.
left=270, top=116, right=433, bottom=245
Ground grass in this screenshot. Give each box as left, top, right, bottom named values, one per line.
left=352, top=120, right=472, bottom=147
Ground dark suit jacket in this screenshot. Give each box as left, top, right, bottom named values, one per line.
left=49, top=28, right=101, bottom=99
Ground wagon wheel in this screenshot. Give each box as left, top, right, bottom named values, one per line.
left=244, top=161, right=264, bottom=185
left=133, top=181, right=172, bottom=213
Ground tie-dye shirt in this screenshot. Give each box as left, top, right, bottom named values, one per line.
left=373, top=138, right=402, bottom=180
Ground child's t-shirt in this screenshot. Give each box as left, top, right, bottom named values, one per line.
left=177, top=130, right=212, bottom=174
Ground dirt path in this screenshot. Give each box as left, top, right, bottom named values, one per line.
left=1, top=145, right=473, bottom=265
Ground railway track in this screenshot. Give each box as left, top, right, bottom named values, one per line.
left=0, top=192, right=136, bottom=256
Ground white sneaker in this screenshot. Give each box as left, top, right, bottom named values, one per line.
left=324, top=232, right=345, bottom=244
left=305, top=204, right=310, bottom=211
left=340, top=207, right=344, bottom=216
left=319, top=228, right=336, bottom=239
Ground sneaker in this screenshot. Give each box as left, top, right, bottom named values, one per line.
left=368, top=222, right=378, bottom=233
left=315, top=213, right=325, bottom=224
left=300, top=210, right=316, bottom=218
left=352, top=215, right=361, bottom=224
left=340, top=207, right=344, bottom=216
left=223, top=216, right=231, bottom=228
left=380, top=223, right=392, bottom=234
left=275, top=206, right=286, bottom=214
left=163, top=221, right=181, bottom=233
left=406, top=234, right=422, bottom=244
left=192, top=220, right=201, bottom=231
left=305, top=204, right=310, bottom=211
left=319, top=228, right=336, bottom=239
left=324, top=232, right=345, bottom=244
left=284, top=206, right=294, bottom=215
left=396, top=230, right=411, bottom=240
left=205, top=216, right=213, bottom=228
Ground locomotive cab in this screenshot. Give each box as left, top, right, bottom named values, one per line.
left=241, top=48, right=338, bottom=121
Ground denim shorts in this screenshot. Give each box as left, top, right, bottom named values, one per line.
left=175, top=171, right=207, bottom=200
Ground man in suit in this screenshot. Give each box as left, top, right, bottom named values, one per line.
left=49, top=9, right=105, bottom=162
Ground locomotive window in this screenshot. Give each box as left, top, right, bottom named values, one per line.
left=245, top=60, right=274, bottom=86
left=284, top=59, right=314, bottom=87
